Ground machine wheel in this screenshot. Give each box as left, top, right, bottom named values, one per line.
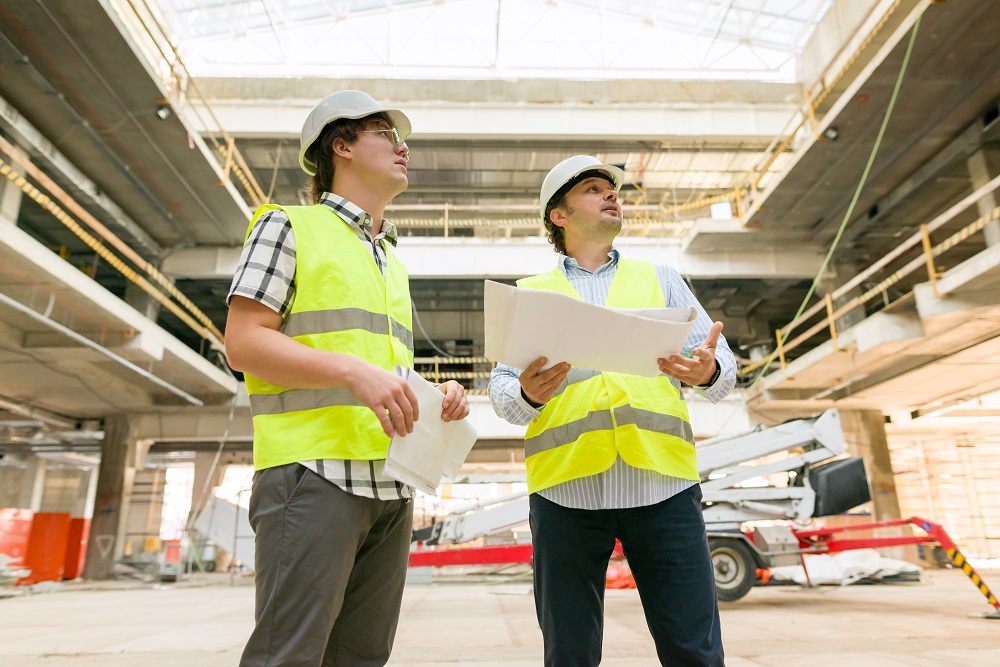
left=709, top=538, right=756, bottom=602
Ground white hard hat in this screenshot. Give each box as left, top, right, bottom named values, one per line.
left=298, top=90, right=412, bottom=176
left=539, top=155, right=625, bottom=221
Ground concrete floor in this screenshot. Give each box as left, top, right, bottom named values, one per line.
left=0, top=570, right=997, bottom=666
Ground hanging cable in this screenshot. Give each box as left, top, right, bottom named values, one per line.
left=747, top=14, right=923, bottom=390
left=411, top=302, right=456, bottom=358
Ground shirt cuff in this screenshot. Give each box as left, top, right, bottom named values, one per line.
left=697, top=361, right=722, bottom=389
left=517, top=387, right=544, bottom=414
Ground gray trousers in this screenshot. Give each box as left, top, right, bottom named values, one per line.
left=240, top=463, right=413, bottom=667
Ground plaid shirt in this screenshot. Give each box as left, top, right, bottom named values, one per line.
left=228, top=193, right=411, bottom=500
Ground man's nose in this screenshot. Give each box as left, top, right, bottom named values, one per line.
left=605, top=189, right=617, bottom=201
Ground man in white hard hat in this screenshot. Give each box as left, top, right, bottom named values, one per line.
left=488, top=155, right=734, bottom=666
left=226, top=90, right=470, bottom=666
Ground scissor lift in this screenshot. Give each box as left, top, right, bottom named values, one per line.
left=410, top=410, right=999, bottom=615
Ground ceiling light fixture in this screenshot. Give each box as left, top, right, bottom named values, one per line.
left=155, top=102, right=172, bottom=121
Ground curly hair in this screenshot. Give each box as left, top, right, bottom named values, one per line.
left=306, top=112, right=391, bottom=204
left=543, top=196, right=570, bottom=255
left=542, top=170, right=613, bottom=255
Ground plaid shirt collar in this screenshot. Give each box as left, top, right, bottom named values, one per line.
left=319, top=192, right=398, bottom=246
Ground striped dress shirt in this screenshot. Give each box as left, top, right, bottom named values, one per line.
left=488, top=249, right=736, bottom=510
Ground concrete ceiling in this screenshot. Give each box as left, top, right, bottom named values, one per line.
left=0, top=0, right=999, bottom=443
left=0, top=0, right=252, bottom=250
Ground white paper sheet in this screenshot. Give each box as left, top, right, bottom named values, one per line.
left=484, top=280, right=698, bottom=377
left=383, top=367, right=478, bottom=495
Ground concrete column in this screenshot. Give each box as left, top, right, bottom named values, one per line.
left=0, top=144, right=27, bottom=225
left=190, top=452, right=226, bottom=521
left=0, top=460, right=24, bottom=507
left=38, top=467, right=86, bottom=513
left=17, top=455, right=47, bottom=511
left=83, top=415, right=138, bottom=580
left=966, top=148, right=1000, bottom=247
left=77, top=466, right=100, bottom=519
left=818, top=261, right=866, bottom=334
left=838, top=409, right=916, bottom=562
left=124, top=280, right=162, bottom=321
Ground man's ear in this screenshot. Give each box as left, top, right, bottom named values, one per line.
left=548, top=206, right=568, bottom=229
left=332, top=137, right=352, bottom=161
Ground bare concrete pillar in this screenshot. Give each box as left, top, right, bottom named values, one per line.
left=17, top=455, right=47, bottom=511
left=818, top=261, right=867, bottom=333
left=83, top=415, right=138, bottom=580
left=839, top=409, right=916, bottom=562
left=190, top=452, right=226, bottom=520
left=124, top=280, right=162, bottom=321
left=0, top=144, right=26, bottom=225
left=38, top=467, right=88, bottom=513
left=77, top=466, right=100, bottom=519
left=966, top=148, right=1000, bottom=247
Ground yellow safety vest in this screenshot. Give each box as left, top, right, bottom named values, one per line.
left=242, top=204, right=414, bottom=470
left=517, top=258, right=697, bottom=494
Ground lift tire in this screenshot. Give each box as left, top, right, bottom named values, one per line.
left=709, top=538, right=756, bottom=603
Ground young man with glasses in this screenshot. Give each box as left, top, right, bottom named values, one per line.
left=226, top=90, right=470, bottom=667
left=488, top=156, right=735, bottom=666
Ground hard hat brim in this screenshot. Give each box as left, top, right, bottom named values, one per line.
left=540, top=162, right=625, bottom=220
left=298, top=108, right=412, bottom=176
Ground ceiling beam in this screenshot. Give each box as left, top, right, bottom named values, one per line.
left=162, top=236, right=824, bottom=281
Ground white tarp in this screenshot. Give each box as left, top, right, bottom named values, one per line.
left=770, top=549, right=921, bottom=586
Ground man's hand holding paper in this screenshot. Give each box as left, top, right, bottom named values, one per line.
left=657, top=321, right=724, bottom=387
left=384, top=369, right=477, bottom=495
left=519, top=356, right=572, bottom=405
left=484, top=280, right=698, bottom=378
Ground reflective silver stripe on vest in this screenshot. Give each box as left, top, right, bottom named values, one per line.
left=250, top=387, right=362, bottom=416
left=524, top=409, right=614, bottom=457
left=552, top=368, right=601, bottom=399
left=524, top=406, right=693, bottom=458
left=613, top=406, right=694, bottom=444
left=282, top=308, right=413, bottom=352
left=391, top=317, right=414, bottom=351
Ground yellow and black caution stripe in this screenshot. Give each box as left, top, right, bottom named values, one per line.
left=948, top=548, right=1000, bottom=609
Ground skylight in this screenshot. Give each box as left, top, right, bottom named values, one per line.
left=154, top=0, right=833, bottom=81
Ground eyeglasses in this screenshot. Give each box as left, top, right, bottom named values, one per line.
left=360, top=127, right=409, bottom=161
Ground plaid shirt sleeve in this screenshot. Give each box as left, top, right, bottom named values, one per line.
left=226, top=210, right=296, bottom=317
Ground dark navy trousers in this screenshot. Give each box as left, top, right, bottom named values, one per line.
left=530, top=485, right=725, bottom=666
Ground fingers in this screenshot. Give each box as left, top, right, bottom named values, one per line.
left=523, top=356, right=548, bottom=376
left=440, top=381, right=469, bottom=422
left=537, top=364, right=570, bottom=389
left=658, top=348, right=717, bottom=385
left=374, top=404, right=395, bottom=438
left=521, top=362, right=570, bottom=403
left=703, top=321, right=723, bottom=349
left=388, top=398, right=413, bottom=437
left=403, top=383, right=420, bottom=424
left=658, top=355, right=698, bottom=374
left=443, top=394, right=469, bottom=422
left=384, top=382, right=418, bottom=437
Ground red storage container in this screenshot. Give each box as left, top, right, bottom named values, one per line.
left=0, top=508, right=33, bottom=564
left=22, top=512, right=71, bottom=584
left=62, top=517, right=90, bottom=580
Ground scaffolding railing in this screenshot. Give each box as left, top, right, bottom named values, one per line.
left=741, top=173, right=1000, bottom=379
left=109, top=0, right=268, bottom=209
